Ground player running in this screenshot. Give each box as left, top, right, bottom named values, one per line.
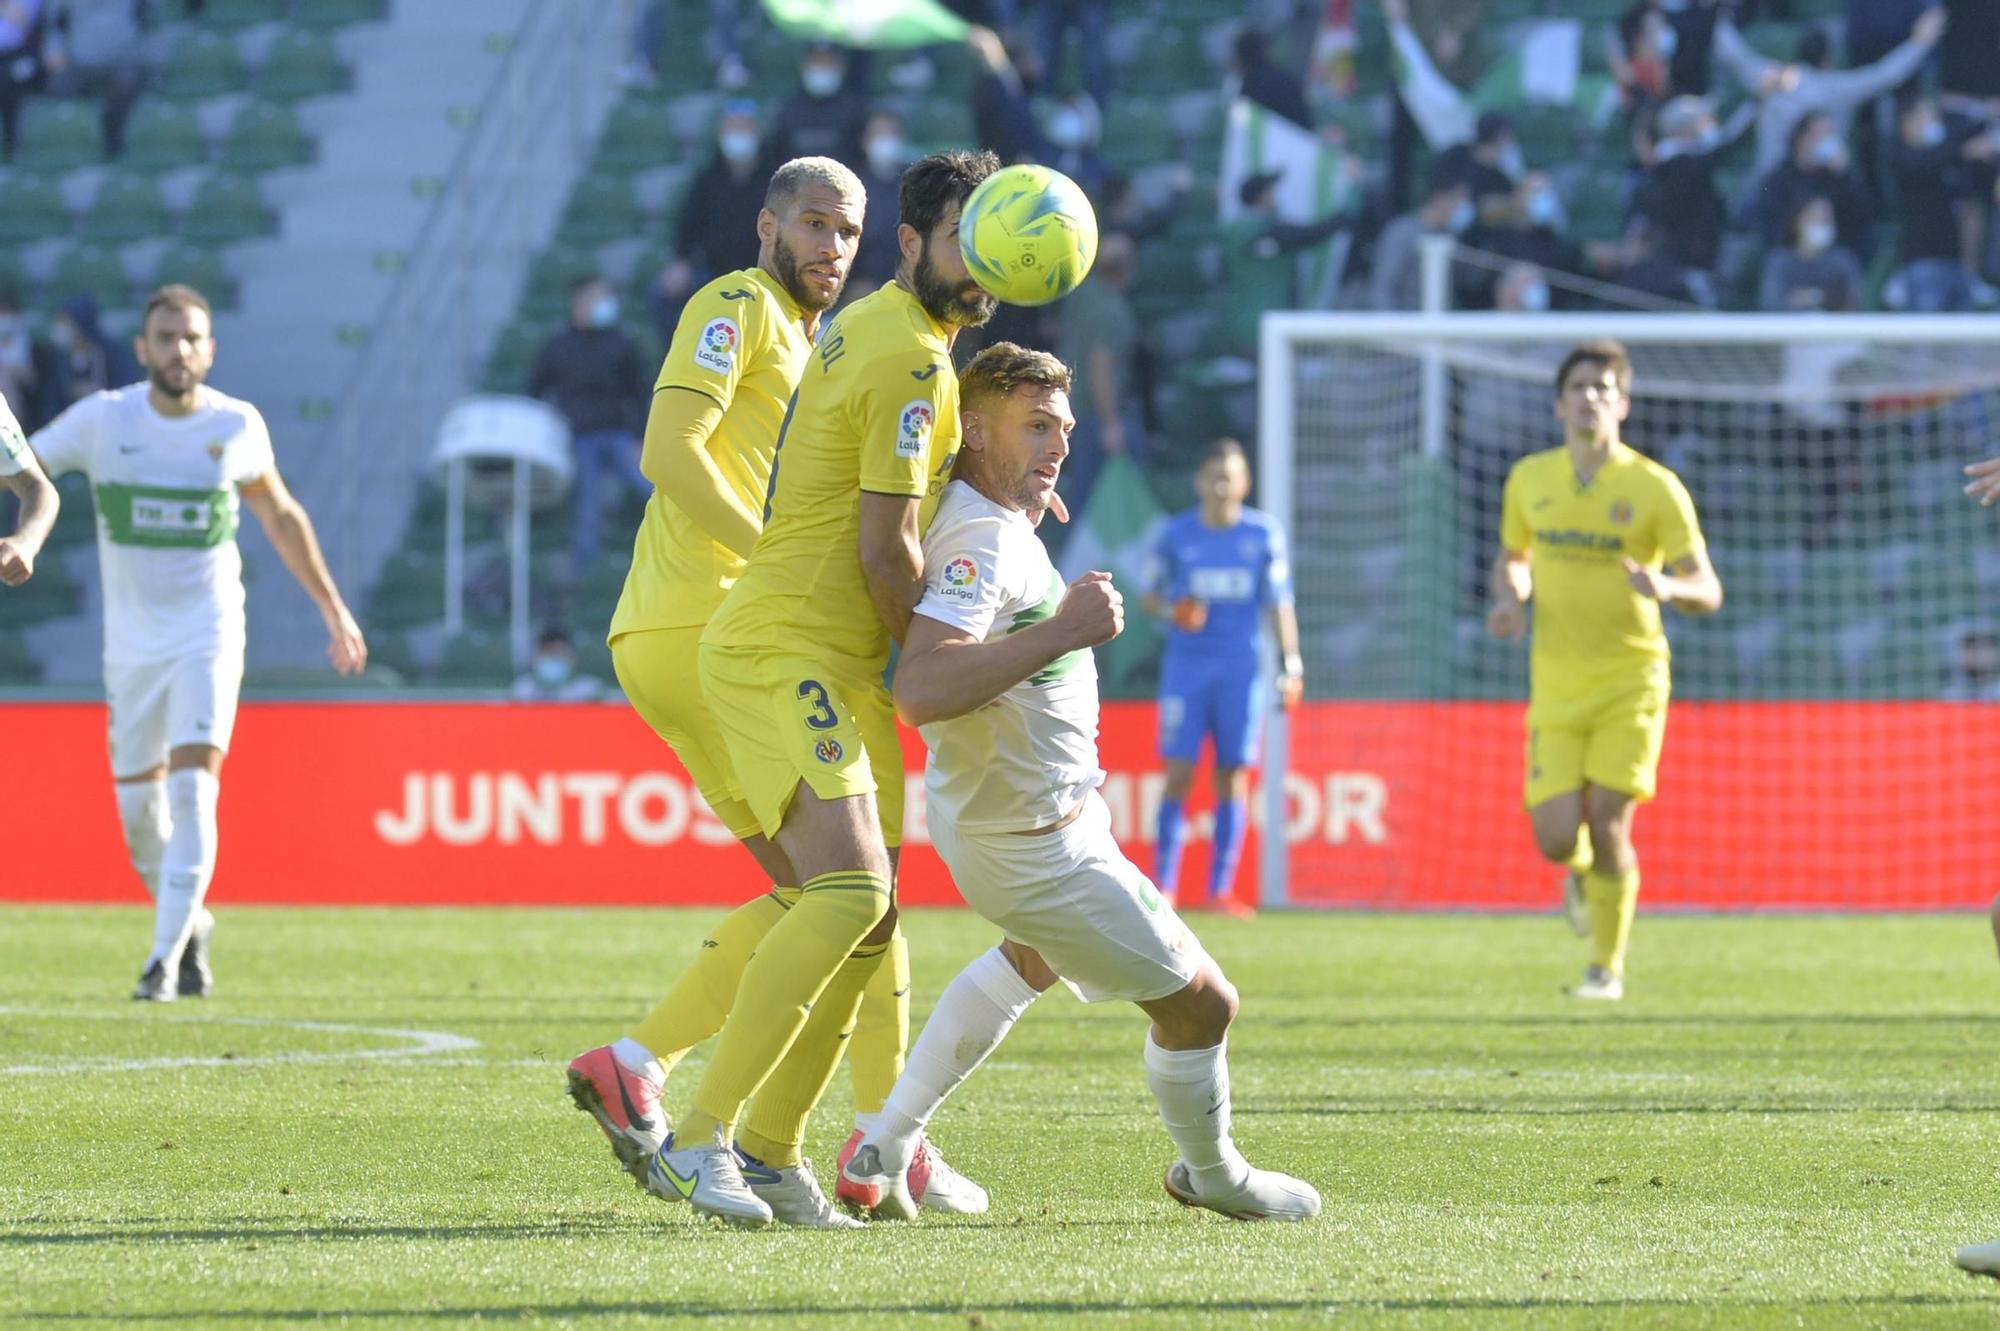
left=563, top=157, right=977, bottom=1228
left=0, top=390, right=60, bottom=586
left=1486, top=339, right=1721, bottom=1001
left=1142, top=437, right=1303, bottom=915
left=27, top=285, right=366, bottom=1001
left=835, top=342, right=1319, bottom=1223
left=649, top=150, right=1003, bottom=1227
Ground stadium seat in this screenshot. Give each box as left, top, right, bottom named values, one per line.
left=0, top=629, right=43, bottom=684
left=179, top=172, right=275, bottom=244
left=45, top=474, right=95, bottom=550
left=0, top=552, right=78, bottom=627
left=81, top=172, right=171, bottom=244
left=157, top=30, right=250, bottom=101
left=520, top=244, right=600, bottom=325
left=153, top=243, right=240, bottom=309
left=366, top=549, right=446, bottom=629
left=595, top=100, right=678, bottom=174
left=257, top=29, right=351, bottom=101
left=0, top=173, right=70, bottom=243
left=439, top=631, right=515, bottom=688
left=220, top=101, right=314, bottom=171
left=49, top=243, right=133, bottom=310
left=291, top=0, right=390, bottom=30
left=196, top=0, right=281, bottom=29
left=556, top=174, right=642, bottom=248
left=120, top=100, right=208, bottom=173
left=13, top=100, right=104, bottom=171
left=481, top=320, right=544, bottom=394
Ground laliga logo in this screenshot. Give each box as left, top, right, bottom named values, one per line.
left=702, top=322, right=737, bottom=354
left=900, top=403, right=931, bottom=442
left=943, top=557, right=976, bottom=588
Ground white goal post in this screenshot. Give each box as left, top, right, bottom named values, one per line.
left=1256, top=311, right=2000, bottom=911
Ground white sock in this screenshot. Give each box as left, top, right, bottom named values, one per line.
left=1143, top=1032, right=1250, bottom=1194
left=851, top=1111, right=882, bottom=1136
left=610, top=1036, right=663, bottom=1084
left=115, top=777, right=171, bottom=898
left=871, top=946, right=1041, bottom=1172
left=150, top=769, right=220, bottom=967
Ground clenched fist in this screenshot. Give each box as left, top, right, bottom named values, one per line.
left=1056, top=570, right=1124, bottom=648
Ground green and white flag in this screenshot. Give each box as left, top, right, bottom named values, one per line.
left=1217, top=98, right=1359, bottom=304
left=761, top=0, right=971, bottom=49
left=1058, top=453, right=1165, bottom=698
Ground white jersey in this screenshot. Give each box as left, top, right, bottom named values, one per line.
left=31, top=383, right=276, bottom=666
left=913, top=480, right=1103, bottom=835
left=0, top=393, right=26, bottom=476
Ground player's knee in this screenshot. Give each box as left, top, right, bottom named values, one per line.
left=1587, top=817, right=1634, bottom=870
left=1167, top=968, right=1237, bottom=1045
left=1213, top=766, right=1250, bottom=802
left=1532, top=824, right=1579, bottom=864
left=859, top=900, right=899, bottom=948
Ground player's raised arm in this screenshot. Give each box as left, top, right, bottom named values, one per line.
left=239, top=467, right=366, bottom=674
left=0, top=399, right=57, bottom=586
left=895, top=572, right=1121, bottom=726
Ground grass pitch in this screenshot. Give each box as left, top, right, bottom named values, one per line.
left=3, top=906, right=1999, bottom=1330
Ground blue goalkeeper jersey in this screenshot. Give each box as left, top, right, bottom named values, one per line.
left=1145, top=506, right=1294, bottom=667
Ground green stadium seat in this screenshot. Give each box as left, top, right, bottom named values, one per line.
left=520, top=244, right=600, bottom=325
left=45, top=474, right=95, bottom=550
left=152, top=243, right=240, bottom=309
left=180, top=171, right=275, bottom=244
left=220, top=100, right=313, bottom=171
left=197, top=0, right=283, bottom=29
left=595, top=99, right=678, bottom=173
left=0, top=173, right=70, bottom=243
left=482, top=320, right=544, bottom=394
left=0, top=629, right=43, bottom=685
left=367, top=549, right=446, bottom=629
left=81, top=172, right=171, bottom=244
left=13, top=100, right=104, bottom=171
left=0, top=551, right=78, bottom=628
left=257, top=29, right=350, bottom=101
left=120, top=100, right=208, bottom=173
left=291, top=0, right=389, bottom=29
left=439, top=631, right=515, bottom=688
left=557, top=174, right=642, bottom=248
left=49, top=243, right=132, bottom=309
left=157, top=30, right=250, bottom=101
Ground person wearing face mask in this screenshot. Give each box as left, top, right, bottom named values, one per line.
left=1493, top=261, right=1553, bottom=313
left=850, top=111, right=910, bottom=295
left=1368, top=177, right=1474, bottom=311
left=770, top=42, right=868, bottom=171
left=1884, top=94, right=1989, bottom=312
left=967, top=25, right=1048, bottom=166
left=0, top=286, right=58, bottom=432
left=1630, top=93, right=1759, bottom=299
left=529, top=274, right=650, bottom=573
left=1040, top=91, right=1108, bottom=195
left=1483, top=174, right=1592, bottom=301
left=511, top=626, right=608, bottom=702
left=51, top=293, right=137, bottom=411
left=1757, top=196, right=1863, bottom=311
left=1430, top=112, right=1526, bottom=230
left=676, top=100, right=776, bottom=284
left=1942, top=628, right=2000, bottom=702
left=1757, top=110, right=1876, bottom=257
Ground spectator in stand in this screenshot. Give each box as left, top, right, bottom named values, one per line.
left=674, top=100, right=773, bottom=283
left=628, top=0, right=750, bottom=91
left=1054, top=232, right=1140, bottom=520
left=1757, top=110, right=1876, bottom=256
left=1369, top=176, right=1473, bottom=310
left=1661, top=0, right=1727, bottom=98
left=1757, top=196, right=1864, bottom=311
left=530, top=276, right=650, bottom=573
left=1630, top=93, right=1758, bottom=305
left=1613, top=219, right=1706, bottom=306
left=848, top=110, right=910, bottom=298
left=968, top=26, right=1047, bottom=164
left=1482, top=173, right=1589, bottom=292
left=1031, top=0, right=1109, bottom=112
left=1612, top=3, right=1678, bottom=114
left=1431, top=111, right=1525, bottom=227
left=49, top=294, right=137, bottom=410
left=0, top=286, right=57, bottom=429
left=1228, top=26, right=1311, bottom=129
left=1711, top=5, right=1944, bottom=180
left=1220, top=171, right=1350, bottom=354
left=0, top=0, right=47, bottom=160
left=1096, top=166, right=1191, bottom=249
left=512, top=627, right=610, bottom=703
left=1944, top=628, right=2000, bottom=701
left=44, top=0, right=146, bottom=152
left=1041, top=90, right=1108, bottom=195
left=1884, top=93, right=1990, bottom=312
left=769, top=42, right=869, bottom=170
left=1492, top=260, right=1552, bottom=313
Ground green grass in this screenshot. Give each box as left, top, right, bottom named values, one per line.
left=4, top=907, right=2000, bottom=1329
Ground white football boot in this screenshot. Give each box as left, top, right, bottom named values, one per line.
left=736, top=1149, right=863, bottom=1229
left=1956, top=1239, right=2000, bottom=1279
left=1164, top=1161, right=1321, bottom=1222
left=648, top=1133, right=773, bottom=1227
left=1571, top=964, right=1623, bottom=1001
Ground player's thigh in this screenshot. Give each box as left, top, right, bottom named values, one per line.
left=613, top=627, right=761, bottom=842
left=935, top=794, right=1203, bottom=1004
left=1522, top=698, right=1589, bottom=811
left=698, top=645, right=892, bottom=867
left=1156, top=660, right=1208, bottom=763
left=164, top=650, right=242, bottom=757
left=1207, top=666, right=1266, bottom=769
left=105, top=657, right=176, bottom=779
left=1581, top=687, right=1669, bottom=804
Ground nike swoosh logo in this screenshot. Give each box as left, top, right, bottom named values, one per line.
left=654, top=1158, right=700, bottom=1200
left=615, top=1073, right=658, bottom=1134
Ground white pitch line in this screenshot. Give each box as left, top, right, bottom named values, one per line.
left=0, top=1007, right=479, bottom=1075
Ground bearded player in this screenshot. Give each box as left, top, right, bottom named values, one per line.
left=28, top=285, right=366, bottom=1001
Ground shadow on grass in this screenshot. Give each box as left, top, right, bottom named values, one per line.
left=0, top=1216, right=1156, bottom=1247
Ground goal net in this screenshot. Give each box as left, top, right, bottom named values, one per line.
left=1259, top=312, right=2000, bottom=911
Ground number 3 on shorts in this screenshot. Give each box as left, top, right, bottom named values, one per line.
left=796, top=679, right=838, bottom=731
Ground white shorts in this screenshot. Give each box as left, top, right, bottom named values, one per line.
left=930, top=791, right=1207, bottom=1004
left=105, top=650, right=244, bottom=775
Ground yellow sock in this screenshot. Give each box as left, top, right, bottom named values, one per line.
left=679, top=870, right=890, bottom=1145
left=739, top=941, right=887, bottom=1167
left=1567, top=823, right=1594, bottom=876
left=847, top=925, right=908, bottom=1117
left=1586, top=865, right=1639, bottom=976
left=628, top=890, right=792, bottom=1077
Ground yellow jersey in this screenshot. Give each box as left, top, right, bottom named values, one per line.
left=609, top=266, right=810, bottom=637
left=1499, top=440, right=1706, bottom=694
left=704, top=281, right=961, bottom=670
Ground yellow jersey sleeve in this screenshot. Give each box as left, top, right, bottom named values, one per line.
left=656, top=276, right=770, bottom=405
left=1499, top=459, right=1533, bottom=554
left=1651, top=468, right=1706, bottom=567
left=855, top=350, right=954, bottom=498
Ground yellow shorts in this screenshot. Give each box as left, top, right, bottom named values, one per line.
left=611, top=626, right=762, bottom=842
left=1523, top=674, right=1670, bottom=809
left=696, top=642, right=904, bottom=847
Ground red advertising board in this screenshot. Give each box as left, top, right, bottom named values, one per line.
left=8, top=701, right=1993, bottom=910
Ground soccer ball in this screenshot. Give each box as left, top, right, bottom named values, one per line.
left=958, top=164, right=1099, bottom=307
